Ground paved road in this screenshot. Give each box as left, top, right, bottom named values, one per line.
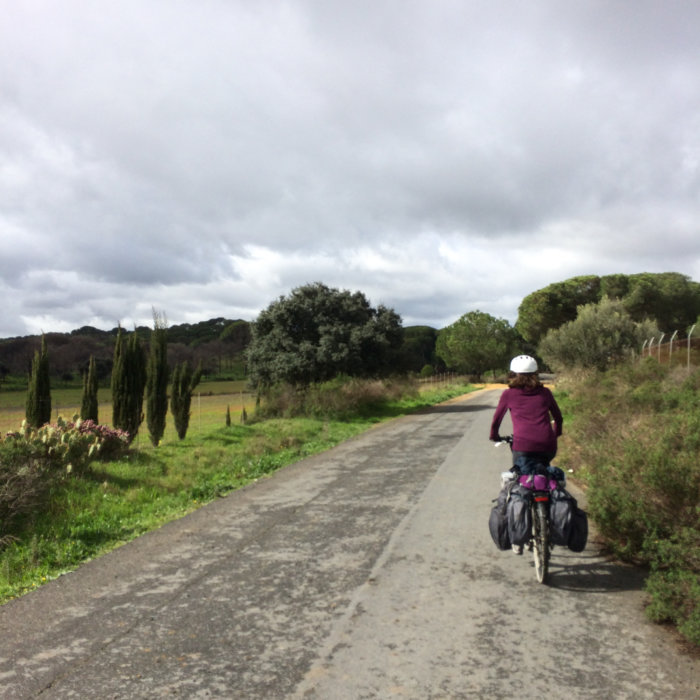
left=1, top=389, right=697, bottom=699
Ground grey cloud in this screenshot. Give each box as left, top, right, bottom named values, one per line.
left=1, top=1, right=699, bottom=337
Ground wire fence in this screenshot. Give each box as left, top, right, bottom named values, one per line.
left=640, top=324, right=700, bottom=369
left=417, top=372, right=462, bottom=387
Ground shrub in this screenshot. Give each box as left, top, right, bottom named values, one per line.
left=561, top=360, right=700, bottom=645
left=0, top=440, right=53, bottom=545
left=72, top=420, right=132, bottom=463
left=644, top=527, right=700, bottom=645
left=3, top=417, right=130, bottom=476
left=257, top=376, right=419, bottom=419
left=0, top=418, right=128, bottom=545
left=539, top=297, right=657, bottom=372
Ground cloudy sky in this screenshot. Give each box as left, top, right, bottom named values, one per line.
left=1, top=1, right=699, bottom=338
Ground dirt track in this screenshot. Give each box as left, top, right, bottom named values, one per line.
left=0, top=389, right=697, bottom=698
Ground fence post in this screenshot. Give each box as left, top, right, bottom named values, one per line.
left=669, top=330, right=678, bottom=363
left=689, top=325, right=696, bottom=372
left=657, top=333, right=665, bottom=362
left=642, top=339, right=648, bottom=359
left=649, top=337, right=655, bottom=358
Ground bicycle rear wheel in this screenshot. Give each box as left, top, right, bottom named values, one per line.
left=532, top=501, right=550, bottom=584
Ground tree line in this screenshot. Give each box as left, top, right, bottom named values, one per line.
left=0, top=317, right=251, bottom=388
left=438, top=272, right=700, bottom=376
left=14, top=271, right=700, bottom=431
left=1, top=317, right=440, bottom=389
left=516, top=271, right=700, bottom=345
left=244, top=273, right=700, bottom=385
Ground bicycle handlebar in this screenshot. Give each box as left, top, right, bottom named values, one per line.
left=493, top=435, right=513, bottom=448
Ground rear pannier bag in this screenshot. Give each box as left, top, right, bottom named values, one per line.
left=507, top=485, right=532, bottom=546
left=549, top=487, right=575, bottom=546
left=488, top=487, right=511, bottom=550
left=568, top=506, right=589, bottom=552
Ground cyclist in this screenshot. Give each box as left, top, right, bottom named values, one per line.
left=490, top=355, right=563, bottom=553
left=490, top=354, right=563, bottom=468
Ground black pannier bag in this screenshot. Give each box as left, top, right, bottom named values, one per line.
left=488, top=487, right=511, bottom=550
left=507, top=484, right=532, bottom=546
left=550, top=486, right=589, bottom=552
left=568, top=505, right=589, bottom=552
left=549, top=486, right=575, bottom=546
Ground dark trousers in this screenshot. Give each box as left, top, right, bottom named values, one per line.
left=512, top=450, right=556, bottom=468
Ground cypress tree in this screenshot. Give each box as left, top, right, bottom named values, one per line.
left=146, top=311, right=169, bottom=446
left=111, top=328, right=146, bottom=443
left=25, top=335, right=51, bottom=428
left=171, top=361, right=202, bottom=440
left=111, top=328, right=125, bottom=428
left=80, top=355, right=99, bottom=422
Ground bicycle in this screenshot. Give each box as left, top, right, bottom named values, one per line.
left=495, top=435, right=552, bottom=584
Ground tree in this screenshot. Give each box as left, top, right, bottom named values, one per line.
left=517, top=272, right=700, bottom=345
left=436, top=311, right=518, bottom=379
left=80, top=355, right=99, bottom=422
left=516, top=275, right=601, bottom=345
left=111, top=328, right=147, bottom=443
left=247, top=282, right=403, bottom=387
left=219, top=319, right=252, bottom=350
left=25, top=335, right=51, bottom=428
left=397, top=326, right=439, bottom=373
left=170, top=361, right=202, bottom=440
left=622, top=272, right=700, bottom=333
left=599, top=273, right=630, bottom=300
left=538, top=297, right=658, bottom=372
left=146, top=310, right=169, bottom=446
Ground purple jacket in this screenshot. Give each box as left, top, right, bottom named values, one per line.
left=490, top=385, right=563, bottom=453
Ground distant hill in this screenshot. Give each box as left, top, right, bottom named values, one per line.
left=0, top=318, right=252, bottom=382
left=0, top=320, right=441, bottom=384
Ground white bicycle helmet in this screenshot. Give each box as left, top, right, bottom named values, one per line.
left=510, top=355, right=538, bottom=373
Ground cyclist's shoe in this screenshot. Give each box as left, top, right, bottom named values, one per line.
left=512, top=544, right=523, bottom=555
